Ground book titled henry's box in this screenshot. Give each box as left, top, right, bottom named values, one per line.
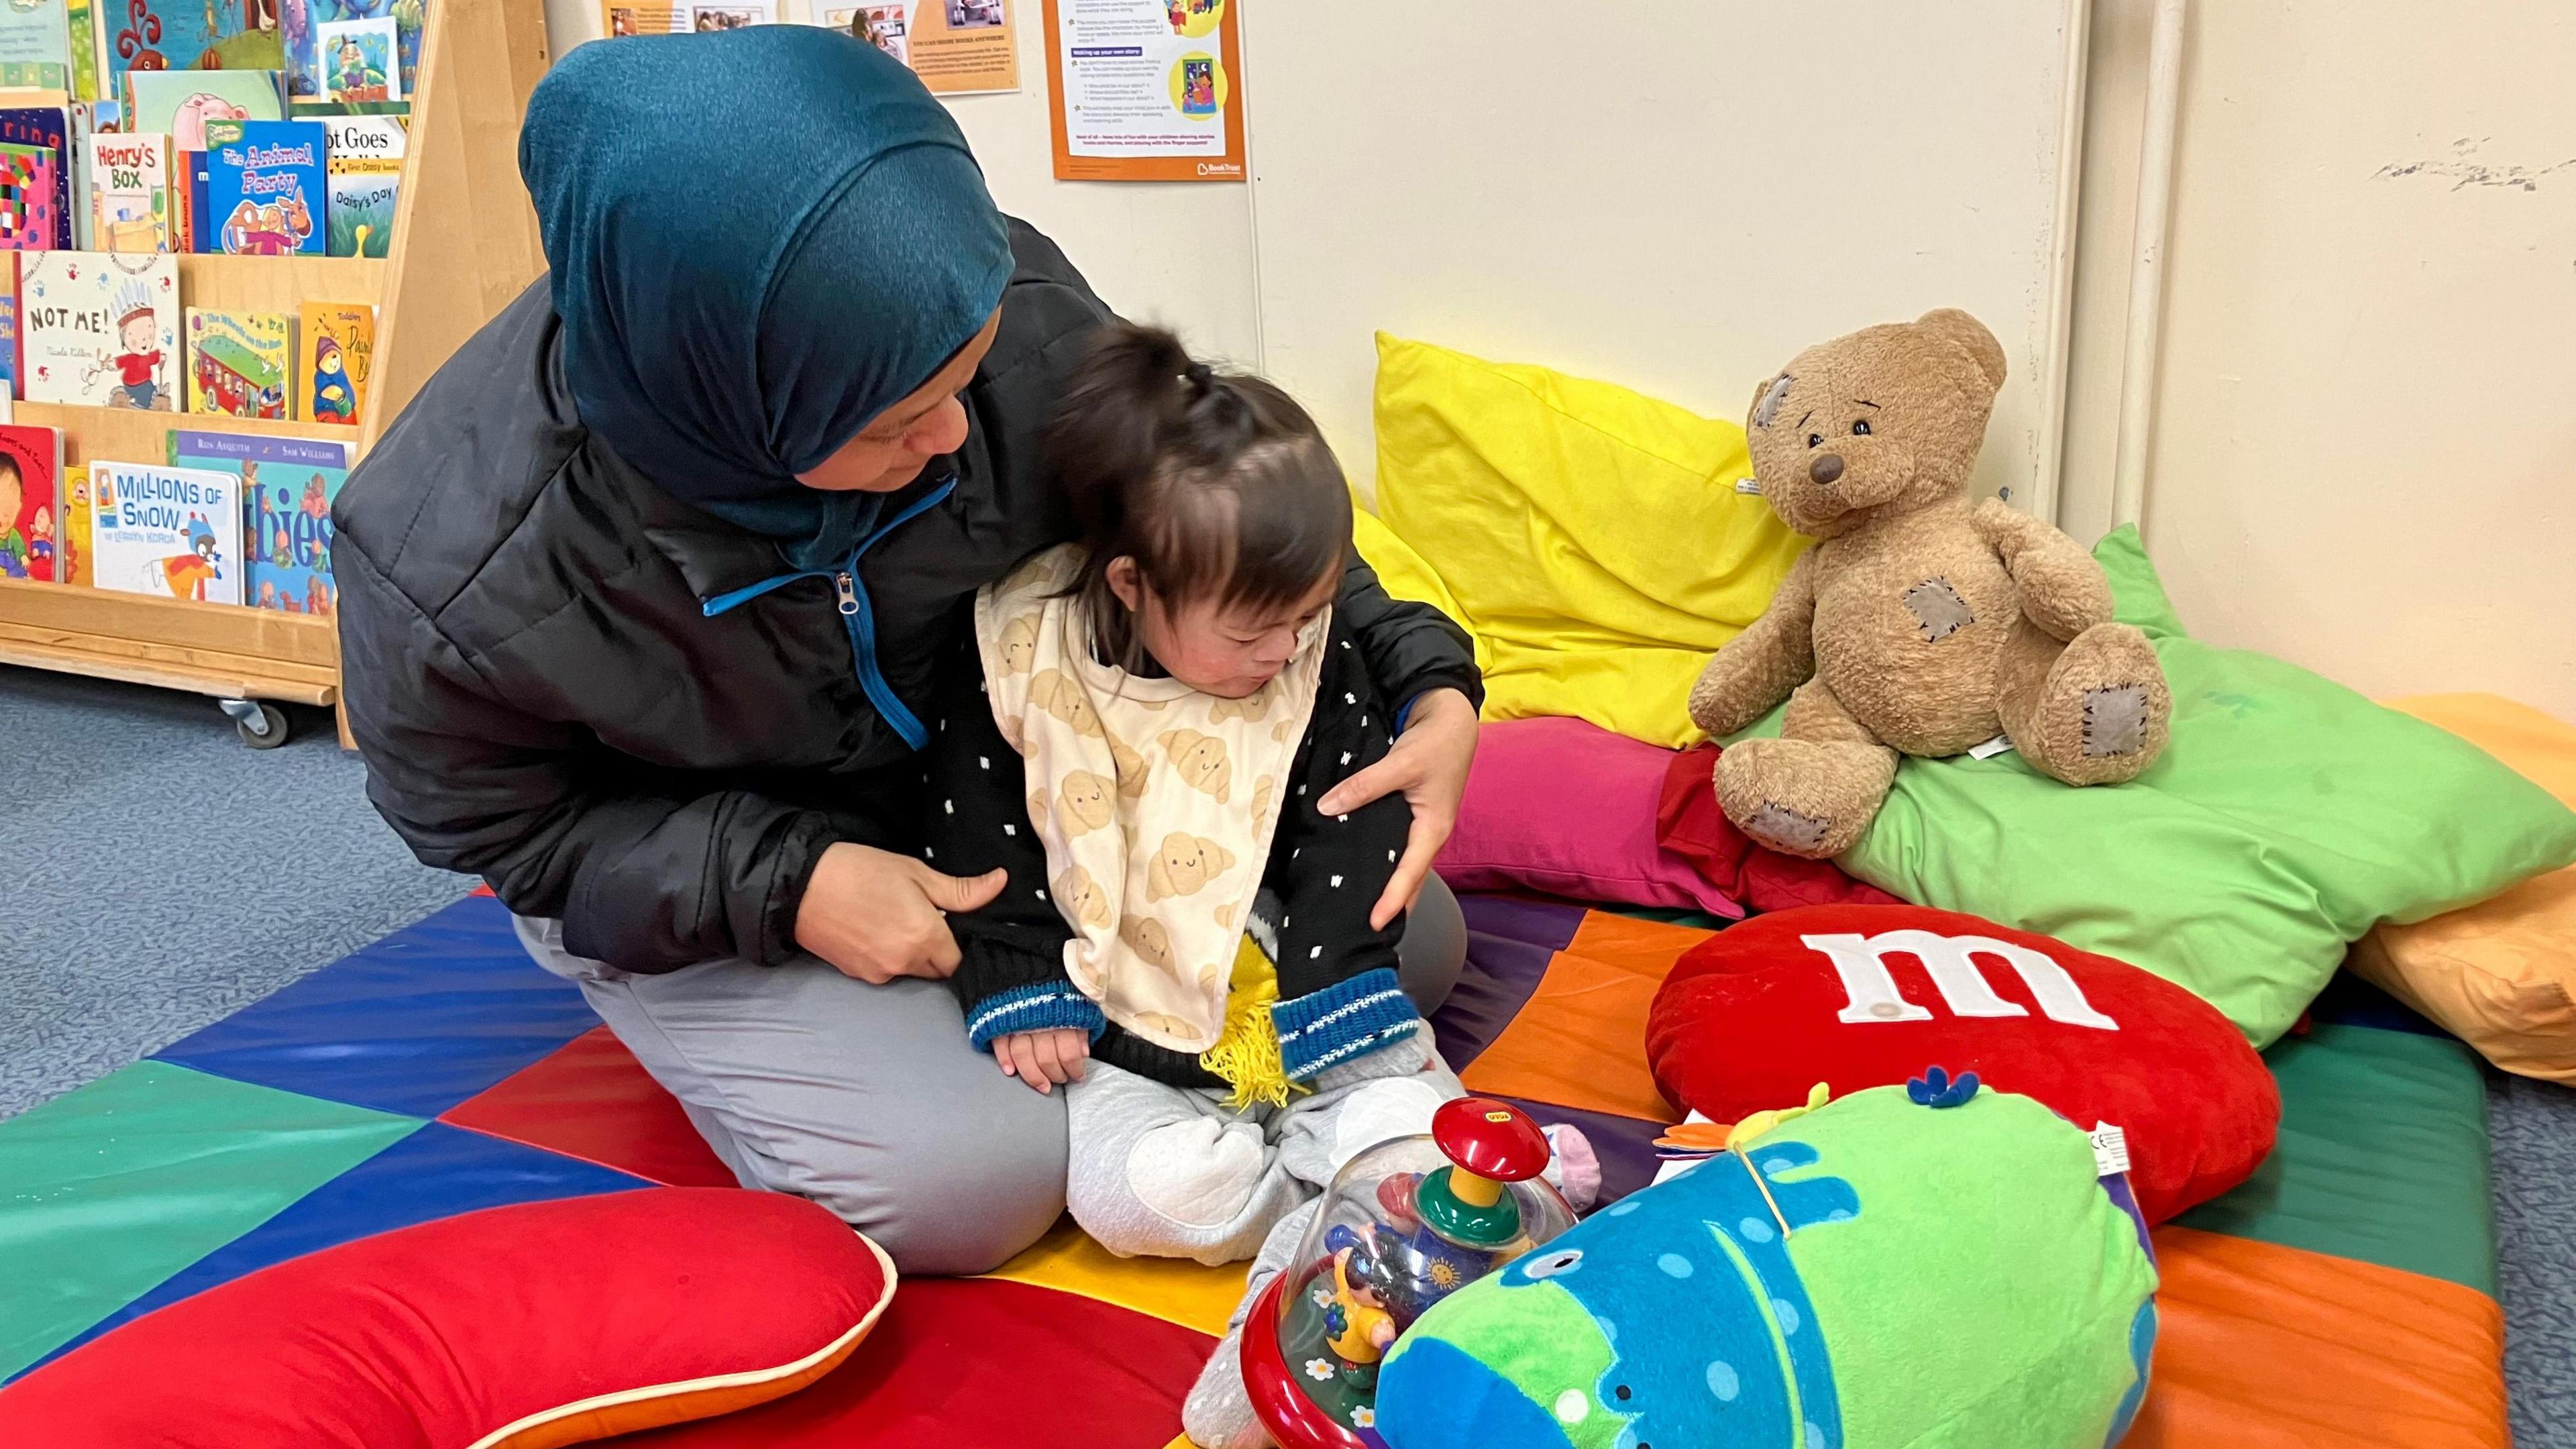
left=91, top=460, right=242, bottom=604
left=206, top=119, right=327, bottom=256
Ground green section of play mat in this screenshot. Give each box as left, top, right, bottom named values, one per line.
left=0, top=1061, right=420, bottom=1379
left=1736, top=527, right=2576, bottom=1049
left=2179, top=1021, right=2496, bottom=1295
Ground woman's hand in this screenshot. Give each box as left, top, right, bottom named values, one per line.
left=1317, top=686, right=1479, bottom=930
left=794, top=841, right=1006, bottom=983
left=994, top=1028, right=1091, bottom=1094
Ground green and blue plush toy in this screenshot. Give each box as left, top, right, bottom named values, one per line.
left=1374, top=1077, right=2158, bottom=1449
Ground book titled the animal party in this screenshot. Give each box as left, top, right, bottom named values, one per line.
left=297, top=299, right=373, bottom=425
left=321, top=114, right=401, bottom=257
left=86, top=131, right=173, bottom=253
left=206, top=119, right=327, bottom=255
left=185, top=307, right=294, bottom=417
left=91, top=460, right=243, bottom=604
left=0, top=423, right=60, bottom=582
left=173, top=429, right=349, bottom=613
left=19, top=251, right=180, bottom=409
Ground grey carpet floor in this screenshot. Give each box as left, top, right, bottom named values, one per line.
left=0, top=665, right=470, bottom=1120
left=1, top=663, right=2570, bottom=1439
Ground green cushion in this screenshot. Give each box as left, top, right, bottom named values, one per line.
left=1752, top=527, right=2576, bottom=1045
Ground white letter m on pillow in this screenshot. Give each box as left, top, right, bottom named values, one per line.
left=1801, top=930, right=2119, bottom=1030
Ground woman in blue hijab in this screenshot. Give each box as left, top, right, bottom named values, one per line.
left=335, top=26, right=1485, bottom=1279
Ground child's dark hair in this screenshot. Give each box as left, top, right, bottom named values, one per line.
left=1046, top=322, right=1350, bottom=667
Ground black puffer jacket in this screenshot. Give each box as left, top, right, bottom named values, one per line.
left=333, top=222, right=1480, bottom=973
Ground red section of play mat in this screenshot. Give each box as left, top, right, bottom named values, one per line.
left=617, top=1278, right=1210, bottom=1447
left=445, top=1026, right=737, bottom=1189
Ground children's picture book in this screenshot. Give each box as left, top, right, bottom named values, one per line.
left=0, top=145, right=60, bottom=251
left=0, top=0, right=74, bottom=90
left=0, top=290, right=15, bottom=398
left=91, top=460, right=242, bottom=604
left=205, top=118, right=325, bottom=254
left=173, top=428, right=345, bottom=613
left=19, top=250, right=180, bottom=409
left=126, top=69, right=286, bottom=150
left=0, top=422, right=60, bottom=581
left=105, top=0, right=282, bottom=91
left=185, top=307, right=292, bottom=417
left=321, top=113, right=398, bottom=256
left=313, top=16, right=398, bottom=103
left=56, top=462, right=90, bottom=584
left=0, top=107, right=76, bottom=250
left=66, top=0, right=100, bottom=102
left=86, top=131, right=172, bottom=252
left=297, top=298, right=370, bottom=425
left=284, top=0, right=413, bottom=101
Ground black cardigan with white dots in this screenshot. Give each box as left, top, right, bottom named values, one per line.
left=922, top=617, right=1426, bottom=1087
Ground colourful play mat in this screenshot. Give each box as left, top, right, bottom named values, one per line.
left=1, top=890, right=2510, bottom=1447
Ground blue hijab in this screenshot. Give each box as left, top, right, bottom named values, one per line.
left=520, top=28, right=1011, bottom=544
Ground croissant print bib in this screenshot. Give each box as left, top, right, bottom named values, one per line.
left=974, top=545, right=1326, bottom=1054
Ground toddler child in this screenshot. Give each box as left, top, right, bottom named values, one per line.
left=924, top=324, right=1587, bottom=1446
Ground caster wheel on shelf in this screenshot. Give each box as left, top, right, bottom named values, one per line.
left=223, top=699, right=291, bottom=749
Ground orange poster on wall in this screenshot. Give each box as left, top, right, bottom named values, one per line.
left=1043, top=0, right=1244, bottom=182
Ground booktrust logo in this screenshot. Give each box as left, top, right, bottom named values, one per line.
left=1196, top=161, right=1242, bottom=176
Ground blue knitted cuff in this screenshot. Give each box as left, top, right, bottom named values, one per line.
left=966, top=983, right=1107, bottom=1051
left=1273, top=967, right=1420, bottom=1081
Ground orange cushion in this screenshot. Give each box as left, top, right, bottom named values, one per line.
left=2349, top=694, right=2576, bottom=1083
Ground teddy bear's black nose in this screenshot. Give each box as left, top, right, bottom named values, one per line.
left=1810, top=453, right=1845, bottom=485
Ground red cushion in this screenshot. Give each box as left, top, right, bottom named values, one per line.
left=1646, top=904, right=2278, bottom=1221
left=0, top=1187, right=894, bottom=1448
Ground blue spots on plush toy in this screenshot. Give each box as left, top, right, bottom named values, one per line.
left=2104, top=1300, right=2158, bottom=1445
left=1906, top=1065, right=1980, bottom=1108
left=1485, top=1136, right=1862, bottom=1449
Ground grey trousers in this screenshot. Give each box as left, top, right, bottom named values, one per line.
left=515, top=875, right=1467, bottom=1276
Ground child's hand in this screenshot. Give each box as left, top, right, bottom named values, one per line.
left=994, top=1028, right=1090, bottom=1095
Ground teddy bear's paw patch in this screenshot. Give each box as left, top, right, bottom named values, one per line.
left=2082, top=684, right=2151, bottom=757
left=1745, top=802, right=1833, bottom=855
left=1902, top=577, right=1975, bottom=643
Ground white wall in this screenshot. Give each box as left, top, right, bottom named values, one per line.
left=1236, top=1, right=2083, bottom=503
left=2062, top=0, right=2576, bottom=716
left=537, top=3, right=1260, bottom=361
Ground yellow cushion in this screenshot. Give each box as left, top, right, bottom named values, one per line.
left=2349, top=694, right=2576, bottom=1083
left=1350, top=492, right=1491, bottom=678
left=1368, top=332, right=1809, bottom=747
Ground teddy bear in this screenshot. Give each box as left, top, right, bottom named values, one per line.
left=1686, top=308, right=2172, bottom=859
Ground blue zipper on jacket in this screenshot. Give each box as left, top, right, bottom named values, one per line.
left=698, top=475, right=958, bottom=751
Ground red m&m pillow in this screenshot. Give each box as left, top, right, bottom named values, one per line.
left=1646, top=904, right=2278, bottom=1221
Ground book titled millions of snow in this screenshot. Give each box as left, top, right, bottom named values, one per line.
left=91, top=461, right=242, bottom=604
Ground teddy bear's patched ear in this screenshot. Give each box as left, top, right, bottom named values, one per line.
left=1915, top=309, right=2007, bottom=394
left=1750, top=372, right=1795, bottom=430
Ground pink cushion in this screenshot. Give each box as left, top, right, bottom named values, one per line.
left=1439, top=716, right=1749, bottom=918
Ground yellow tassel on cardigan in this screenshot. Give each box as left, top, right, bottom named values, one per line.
left=1199, top=932, right=1306, bottom=1112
